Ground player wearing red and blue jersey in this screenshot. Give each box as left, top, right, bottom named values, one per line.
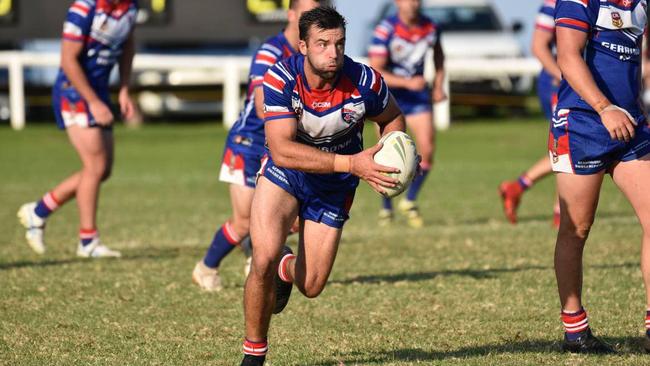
left=368, top=0, right=446, bottom=228
left=550, top=0, right=650, bottom=353
left=240, top=7, right=406, bottom=365
left=17, top=0, right=137, bottom=258
left=192, top=0, right=321, bottom=293
left=499, top=0, right=562, bottom=227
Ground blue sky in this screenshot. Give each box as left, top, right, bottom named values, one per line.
left=336, top=0, right=539, bottom=57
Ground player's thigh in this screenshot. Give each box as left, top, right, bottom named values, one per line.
left=556, top=172, right=604, bottom=230
left=250, top=176, right=299, bottom=261
left=297, top=219, right=343, bottom=288
left=406, top=112, right=435, bottom=153
left=66, top=126, right=108, bottom=166
left=611, top=154, right=650, bottom=228
left=229, top=183, right=256, bottom=223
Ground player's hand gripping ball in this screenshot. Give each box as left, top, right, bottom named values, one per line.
left=373, top=131, right=419, bottom=198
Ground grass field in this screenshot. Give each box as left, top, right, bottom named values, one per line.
left=0, top=118, right=647, bottom=365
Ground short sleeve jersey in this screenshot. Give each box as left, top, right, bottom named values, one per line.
left=229, top=32, right=297, bottom=147
left=263, top=54, right=391, bottom=188
left=368, top=15, right=440, bottom=79
left=555, top=0, right=647, bottom=116
left=536, top=1, right=557, bottom=34
left=57, top=0, right=138, bottom=90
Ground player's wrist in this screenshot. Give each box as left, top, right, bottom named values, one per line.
left=594, top=98, right=612, bottom=115
left=333, top=154, right=351, bottom=173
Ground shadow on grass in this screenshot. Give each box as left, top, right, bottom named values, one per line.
left=0, top=246, right=185, bottom=271
left=331, top=262, right=636, bottom=285
left=312, top=336, right=646, bottom=365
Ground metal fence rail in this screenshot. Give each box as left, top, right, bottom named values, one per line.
left=0, top=51, right=541, bottom=131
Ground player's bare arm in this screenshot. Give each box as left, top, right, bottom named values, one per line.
left=532, top=27, right=562, bottom=82
left=118, top=30, right=136, bottom=120
left=369, top=54, right=426, bottom=91
left=265, top=117, right=399, bottom=191
left=253, top=86, right=265, bottom=119
left=60, top=39, right=113, bottom=125
left=557, top=26, right=636, bottom=142
left=432, top=39, right=446, bottom=102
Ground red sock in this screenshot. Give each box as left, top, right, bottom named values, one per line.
left=562, top=308, right=589, bottom=340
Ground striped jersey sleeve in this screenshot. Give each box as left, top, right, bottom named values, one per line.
left=368, top=19, right=394, bottom=57
left=358, top=63, right=390, bottom=117
left=263, top=61, right=296, bottom=122
left=535, top=0, right=556, bottom=32
left=250, top=42, right=284, bottom=89
left=62, top=0, right=95, bottom=42
left=555, top=0, right=595, bottom=33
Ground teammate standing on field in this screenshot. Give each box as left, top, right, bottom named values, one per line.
left=191, top=0, right=321, bottom=292
left=499, top=0, right=561, bottom=227
left=240, top=7, right=406, bottom=365
left=17, top=0, right=138, bottom=258
left=551, top=0, right=649, bottom=353
left=368, top=0, right=446, bottom=228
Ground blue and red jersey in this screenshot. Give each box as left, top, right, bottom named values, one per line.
left=263, top=54, right=390, bottom=189
left=368, top=14, right=440, bottom=79
left=56, top=0, right=138, bottom=92
left=555, top=0, right=646, bottom=116
left=229, top=32, right=297, bottom=151
left=536, top=0, right=557, bottom=34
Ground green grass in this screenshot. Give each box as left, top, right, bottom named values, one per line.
left=0, top=119, right=645, bottom=365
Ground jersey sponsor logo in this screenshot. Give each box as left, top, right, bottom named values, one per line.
left=600, top=41, right=640, bottom=56
left=611, top=12, right=623, bottom=28
left=312, top=101, right=331, bottom=109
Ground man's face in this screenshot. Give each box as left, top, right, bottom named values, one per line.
left=395, top=0, right=421, bottom=19
left=301, top=25, right=345, bottom=80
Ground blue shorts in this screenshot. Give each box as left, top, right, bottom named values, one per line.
left=219, top=135, right=264, bottom=188
left=548, top=108, right=650, bottom=175
left=261, top=158, right=356, bottom=229
left=537, top=70, right=559, bottom=121
left=52, top=83, right=111, bottom=130
left=392, top=87, right=432, bottom=116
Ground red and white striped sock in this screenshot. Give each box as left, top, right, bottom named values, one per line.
left=278, top=253, right=296, bottom=283
left=562, top=308, right=589, bottom=340
left=243, top=338, right=268, bottom=357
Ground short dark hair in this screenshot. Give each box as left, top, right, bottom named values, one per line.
left=299, top=6, right=346, bottom=41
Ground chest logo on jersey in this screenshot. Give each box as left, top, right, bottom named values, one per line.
left=292, top=96, right=303, bottom=121
left=342, top=102, right=365, bottom=125
left=611, top=12, right=624, bottom=28
left=312, top=101, right=331, bottom=109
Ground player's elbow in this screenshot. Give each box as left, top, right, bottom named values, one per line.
left=268, top=146, right=293, bottom=169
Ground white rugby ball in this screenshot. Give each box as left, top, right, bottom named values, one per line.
left=373, top=131, right=419, bottom=198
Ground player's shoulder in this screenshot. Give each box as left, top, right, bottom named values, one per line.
left=342, top=56, right=383, bottom=92
left=266, top=53, right=301, bottom=83
left=419, top=14, right=437, bottom=27
left=378, top=15, right=399, bottom=30
left=257, top=33, right=287, bottom=58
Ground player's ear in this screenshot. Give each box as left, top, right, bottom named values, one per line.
left=299, top=39, right=308, bottom=55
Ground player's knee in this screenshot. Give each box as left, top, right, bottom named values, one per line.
left=249, top=255, right=277, bottom=281
left=560, top=220, right=592, bottom=241
left=82, top=159, right=107, bottom=181
left=301, top=276, right=327, bottom=298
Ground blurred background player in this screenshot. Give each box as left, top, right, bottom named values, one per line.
left=240, top=7, right=406, bottom=365
left=17, top=0, right=138, bottom=258
left=498, top=0, right=561, bottom=227
left=368, top=0, right=446, bottom=228
left=191, top=0, right=321, bottom=292
left=551, top=0, right=648, bottom=353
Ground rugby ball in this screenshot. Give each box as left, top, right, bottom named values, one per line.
left=373, top=131, right=419, bottom=198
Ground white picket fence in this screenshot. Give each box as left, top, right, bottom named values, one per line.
left=0, top=50, right=541, bottom=131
